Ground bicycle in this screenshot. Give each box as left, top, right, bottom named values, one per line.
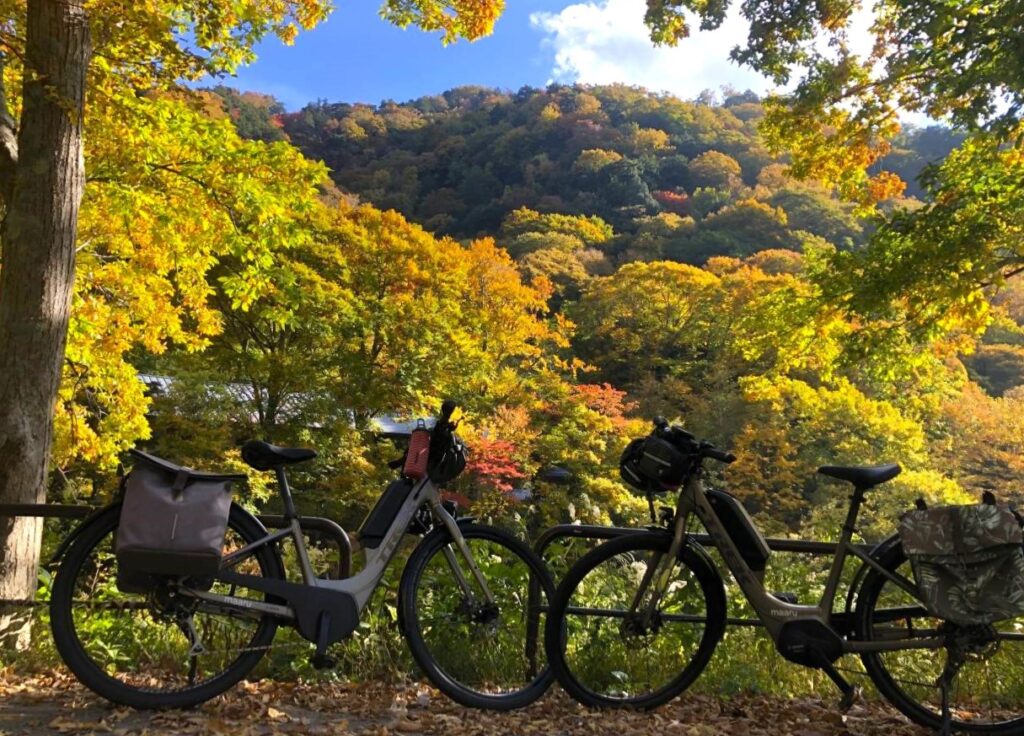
left=49, top=402, right=556, bottom=711
left=544, top=418, right=1024, bottom=734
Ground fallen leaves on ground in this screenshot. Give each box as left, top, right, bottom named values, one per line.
left=0, top=670, right=928, bottom=735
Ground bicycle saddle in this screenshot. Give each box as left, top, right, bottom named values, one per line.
left=241, top=440, right=317, bottom=471
left=817, top=463, right=901, bottom=488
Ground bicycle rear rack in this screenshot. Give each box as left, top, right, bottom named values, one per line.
left=0, top=503, right=354, bottom=600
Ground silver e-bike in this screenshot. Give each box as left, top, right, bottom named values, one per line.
left=50, top=402, right=555, bottom=711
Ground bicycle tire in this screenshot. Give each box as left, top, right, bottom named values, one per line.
left=398, top=522, right=556, bottom=710
left=544, top=530, right=725, bottom=709
left=50, top=503, right=284, bottom=709
left=856, top=541, right=1024, bottom=734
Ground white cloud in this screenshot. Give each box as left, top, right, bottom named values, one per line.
left=529, top=1, right=938, bottom=127
left=529, top=0, right=773, bottom=99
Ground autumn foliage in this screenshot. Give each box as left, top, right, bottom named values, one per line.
left=1, top=0, right=1023, bottom=710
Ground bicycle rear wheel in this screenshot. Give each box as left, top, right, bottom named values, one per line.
left=544, top=531, right=726, bottom=709
left=50, top=504, right=283, bottom=709
left=857, top=543, right=1024, bottom=734
left=398, top=522, right=556, bottom=710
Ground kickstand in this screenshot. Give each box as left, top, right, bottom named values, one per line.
left=175, top=615, right=204, bottom=686
left=935, top=657, right=962, bottom=736
left=937, top=678, right=952, bottom=736
left=817, top=656, right=860, bottom=711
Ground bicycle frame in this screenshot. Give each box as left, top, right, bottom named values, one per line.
left=671, top=472, right=945, bottom=655
left=185, top=474, right=495, bottom=627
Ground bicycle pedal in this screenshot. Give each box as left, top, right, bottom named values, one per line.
left=773, top=591, right=799, bottom=604
left=310, top=654, right=337, bottom=670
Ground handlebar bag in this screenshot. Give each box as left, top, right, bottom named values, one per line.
left=428, top=423, right=467, bottom=485
left=620, top=435, right=690, bottom=494
left=899, top=504, right=1024, bottom=625
left=115, top=449, right=243, bottom=591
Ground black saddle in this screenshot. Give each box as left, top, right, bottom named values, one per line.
left=241, top=440, right=317, bottom=471
left=817, top=463, right=901, bottom=488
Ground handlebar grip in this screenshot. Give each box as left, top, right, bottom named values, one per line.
left=704, top=447, right=736, bottom=464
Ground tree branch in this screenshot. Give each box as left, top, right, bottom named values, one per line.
left=0, top=50, right=18, bottom=208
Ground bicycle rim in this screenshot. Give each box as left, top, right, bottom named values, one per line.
left=399, top=523, right=555, bottom=709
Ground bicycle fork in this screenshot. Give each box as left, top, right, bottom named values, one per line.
left=432, top=501, right=496, bottom=607
left=633, top=496, right=692, bottom=629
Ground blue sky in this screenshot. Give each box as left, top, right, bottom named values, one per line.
left=220, top=0, right=776, bottom=110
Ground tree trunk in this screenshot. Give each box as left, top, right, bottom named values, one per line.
left=0, top=0, right=90, bottom=649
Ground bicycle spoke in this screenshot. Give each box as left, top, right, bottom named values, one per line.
left=562, top=548, right=709, bottom=700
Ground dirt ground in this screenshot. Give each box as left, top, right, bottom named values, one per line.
left=0, top=672, right=930, bottom=736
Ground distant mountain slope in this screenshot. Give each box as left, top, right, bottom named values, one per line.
left=200, top=83, right=960, bottom=277
left=278, top=85, right=773, bottom=236
left=264, top=85, right=956, bottom=240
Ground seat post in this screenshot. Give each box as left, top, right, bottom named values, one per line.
left=840, top=486, right=867, bottom=539
left=275, top=467, right=298, bottom=519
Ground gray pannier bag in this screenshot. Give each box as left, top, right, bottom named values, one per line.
left=116, top=449, right=244, bottom=593
left=898, top=503, right=1024, bottom=626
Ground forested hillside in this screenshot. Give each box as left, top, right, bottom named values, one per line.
left=277, top=86, right=962, bottom=245
left=106, top=83, right=1016, bottom=540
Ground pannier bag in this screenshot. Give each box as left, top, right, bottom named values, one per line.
left=898, top=504, right=1024, bottom=625
left=116, top=449, right=244, bottom=591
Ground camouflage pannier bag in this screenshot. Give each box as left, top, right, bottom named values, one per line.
left=898, top=504, right=1024, bottom=626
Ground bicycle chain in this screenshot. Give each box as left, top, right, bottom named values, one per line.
left=190, top=638, right=310, bottom=657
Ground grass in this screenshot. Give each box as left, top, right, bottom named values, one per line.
left=7, top=519, right=1024, bottom=714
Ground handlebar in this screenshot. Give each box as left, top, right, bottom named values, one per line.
left=439, top=399, right=457, bottom=425
left=653, top=417, right=695, bottom=442
left=701, top=445, right=736, bottom=464
left=651, top=419, right=734, bottom=465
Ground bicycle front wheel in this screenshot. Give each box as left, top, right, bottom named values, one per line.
left=398, top=522, right=556, bottom=710
left=50, top=504, right=283, bottom=709
left=544, top=531, right=726, bottom=709
left=857, top=542, right=1024, bottom=734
